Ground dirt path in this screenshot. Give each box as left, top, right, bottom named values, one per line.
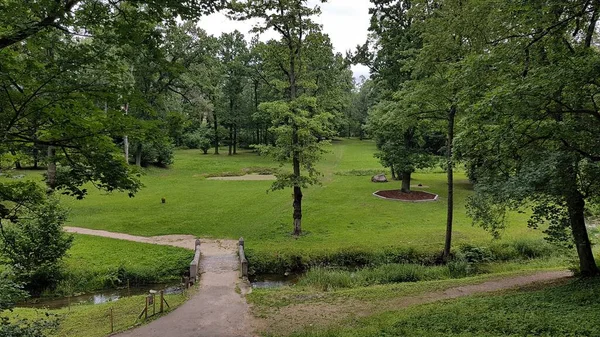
left=64, top=227, right=255, bottom=337
left=258, top=270, right=572, bottom=335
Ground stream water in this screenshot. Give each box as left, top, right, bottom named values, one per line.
left=18, top=274, right=298, bottom=310
left=250, top=273, right=300, bottom=289
left=19, top=283, right=183, bottom=310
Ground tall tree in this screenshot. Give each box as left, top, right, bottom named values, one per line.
left=453, top=0, right=600, bottom=275
left=233, top=0, right=333, bottom=236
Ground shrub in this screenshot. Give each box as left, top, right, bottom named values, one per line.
left=183, top=127, right=213, bottom=154
left=0, top=199, right=72, bottom=295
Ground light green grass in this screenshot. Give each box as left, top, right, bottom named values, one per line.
left=6, top=291, right=189, bottom=337
left=57, top=234, right=193, bottom=294
left=286, top=277, right=600, bottom=337
left=4, top=139, right=546, bottom=272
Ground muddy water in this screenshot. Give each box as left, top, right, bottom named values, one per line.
left=19, top=283, right=183, bottom=310
left=250, top=274, right=300, bottom=289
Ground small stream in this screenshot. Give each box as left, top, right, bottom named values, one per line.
left=19, top=283, right=183, bottom=310
left=250, top=273, right=300, bottom=289
left=19, top=274, right=298, bottom=310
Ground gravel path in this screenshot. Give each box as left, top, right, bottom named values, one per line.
left=64, top=227, right=255, bottom=337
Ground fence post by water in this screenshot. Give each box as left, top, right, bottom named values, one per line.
left=189, top=239, right=202, bottom=284
left=239, top=237, right=248, bottom=278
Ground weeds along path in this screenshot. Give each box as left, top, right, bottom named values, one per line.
left=258, top=270, right=573, bottom=335
left=64, top=227, right=256, bottom=337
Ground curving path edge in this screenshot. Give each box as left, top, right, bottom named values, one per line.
left=64, top=227, right=256, bottom=337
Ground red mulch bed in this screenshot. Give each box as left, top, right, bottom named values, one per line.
left=374, top=190, right=438, bottom=201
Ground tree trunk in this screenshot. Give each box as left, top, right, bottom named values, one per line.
left=565, top=160, right=599, bottom=276
left=233, top=125, right=238, bottom=155
left=567, top=191, right=599, bottom=276
left=401, top=171, right=411, bottom=193
left=47, top=146, right=57, bottom=193
left=292, top=127, right=302, bottom=236
left=135, top=143, right=142, bottom=167
left=123, top=135, right=129, bottom=163
left=443, top=106, right=456, bottom=262
left=9, top=150, right=21, bottom=169
left=390, top=166, right=397, bottom=181
left=265, top=126, right=269, bottom=145
left=214, top=114, right=219, bottom=155
left=228, top=125, right=233, bottom=156
left=33, top=146, right=39, bottom=169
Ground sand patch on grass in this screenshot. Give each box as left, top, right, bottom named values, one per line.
left=207, top=174, right=277, bottom=181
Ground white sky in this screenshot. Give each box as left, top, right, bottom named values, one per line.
left=198, top=0, right=372, bottom=80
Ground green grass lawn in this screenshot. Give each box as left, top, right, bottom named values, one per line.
left=285, top=276, right=600, bottom=337
left=4, top=139, right=546, bottom=272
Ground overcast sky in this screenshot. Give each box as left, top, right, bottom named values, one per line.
left=198, top=0, right=372, bottom=80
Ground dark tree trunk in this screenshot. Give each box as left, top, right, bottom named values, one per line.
left=46, top=146, right=56, bottom=193
left=264, top=126, right=269, bottom=145
left=213, top=114, right=219, bottom=155
left=443, top=106, right=456, bottom=262
left=9, top=150, right=21, bottom=169
left=292, top=130, right=303, bottom=236
left=228, top=125, right=233, bottom=156
left=233, top=125, right=238, bottom=155
left=135, top=143, right=142, bottom=167
left=33, top=146, right=39, bottom=169
left=566, top=162, right=599, bottom=276
left=401, top=171, right=411, bottom=193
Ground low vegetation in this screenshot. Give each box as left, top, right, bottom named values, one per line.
left=7, top=291, right=190, bottom=337
left=285, top=277, right=600, bottom=337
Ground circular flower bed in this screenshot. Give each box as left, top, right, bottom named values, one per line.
left=373, top=190, right=438, bottom=202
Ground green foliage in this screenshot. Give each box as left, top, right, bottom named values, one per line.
left=255, top=97, right=333, bottom=191
left=183, top=126, right=214, bottom=154
left=0, top=198, right=72, bottom=294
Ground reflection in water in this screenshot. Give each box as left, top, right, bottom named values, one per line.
left=250, top=274, right=299, bottom=289
left=19, top=283, right=183, bottom=310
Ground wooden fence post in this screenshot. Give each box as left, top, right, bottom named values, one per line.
left=160, top=290, right=164, bottom=313
left=109, top=308, right=114, bottom=333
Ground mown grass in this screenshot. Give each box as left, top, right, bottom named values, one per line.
left=6, top=291, right=189, bottom=337
left=3, top=139, right=549, bottom=273
left=285, top=277, right=600, bottom=337
left=54, top=234, right=193, bottom=295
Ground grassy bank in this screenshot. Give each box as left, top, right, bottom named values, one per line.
left=285, top=277, right=600, bottom=337
left=6, top=291, right=190, bottom=337
left=57, top=234, right=193, bottom=295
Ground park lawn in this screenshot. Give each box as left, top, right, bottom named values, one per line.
left=6, top=291, right=190, bottom=337
left=4, top=139, right=545, bottom=271
left=282, top=276, right=600, bottom=337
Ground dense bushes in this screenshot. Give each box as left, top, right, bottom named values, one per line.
left=0, top=199, right=73, bottom=295
left=183, top=126, right=213, bottom=154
